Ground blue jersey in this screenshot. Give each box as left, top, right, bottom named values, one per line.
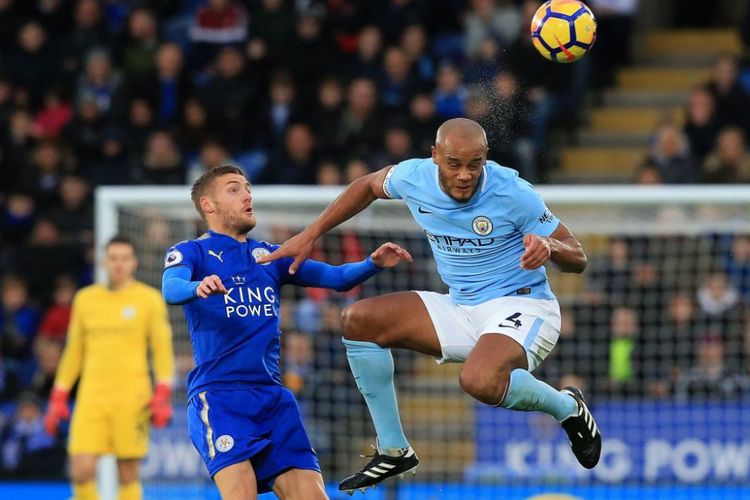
left=165, top=231, right=294, bottom=399
left=162, top=230, right=381, bottom=399
left=383, top=158, right=560, bottom=305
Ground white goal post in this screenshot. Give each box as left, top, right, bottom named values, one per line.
left=95, top=184, right=750, bottom=278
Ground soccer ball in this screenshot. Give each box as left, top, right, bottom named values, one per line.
left=530, top=0, right=597, bottom=63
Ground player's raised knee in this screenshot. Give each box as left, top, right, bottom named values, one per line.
left=459, top=365, right=509, bottom=406
left=341, top=301, right=375, bottom=342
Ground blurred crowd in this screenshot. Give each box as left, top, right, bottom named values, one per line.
left=0, top=0, right=749, bottom=481
left=638, top=53, right=750, bottom=184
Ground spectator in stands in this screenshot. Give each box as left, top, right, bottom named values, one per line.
left=76, top=48, right=123, bottom=118
left=723, top=235, right=750, bottom=300
left=702, top=126, right=750, bottom=183
left=316, top=161, right=344, bottom=186
left=346, top=26, right=383, bottom=81
left=61, top=0, right=114, bottom=79
left=145, top=42, right=192, bottom=127
left=370, top=123, right=415, bottom=167
left=0, top=352, right=21, bottom=404
left=37, top=275, right=76, bottom=343
left=18, top=140, right=70, bottom=211
left=344, top=159, right=372, bottom=184
left=0, top=392, right=65, bottom=479
left=282, top=330, right=313, bottom=397
left=47, top=175, right=92, bottom=245
left=606, top=306, right=641, bottom=396
left=120, top=7, right=159, bottom=85
left=2, top=109, right=34, bottom=192
left=30, top=88, right=74, bottom=140
left=190, top=0, right=248, bottom=68
left=6, top=22, right=57, bottom=107
left=683, top=86, right=720, bottom=164
left=255, top=71, right=305, bottom=155
left=374, top=0, right=426, bottom=44
left=463, top=0, right=521, bottom=58
left=433, top=63, right=467, bottom=119
left=199, top=46, right=257, bottom=151
left=408, top=92, right=441, bottom=153
left=178, top=97, right=211, bottom=154
left=585, top=237, right=632, bottom=303
left=29, top=337, right=62, bottom=399
left=249, top=0, right=295, bottom=63
left=464, top=36, right=503, bottom=85
left=287, top=6, right=335, bottom=102
left=399, top=23, right=435, bottom=87
left=487, top=71, right=534, bottom=179
left=378, top=46, right=419, bottom=111
left=589, top=0, right=639, bottom=90
left=335, top=77, right=382, bottom=162
left=266, top=123, right=318, bottom=185
left=633, top=162, right=664, bottom=184
left=314, top=77, right=345, bottom=158
left=0, top=276, right=39, bottom=380
left=676, top=336, right=744, bottom=400
left=64, top=96, right=107, bottom=175
left=123, top=97, right=154, bottom=161
left=705, top=55, right=750, bottom=135
left=187, top=138, right=233, bottom=185
left=537, top=305, right=594, bottom=393
left=136, top=130, right=184, bottom=185
left=0, top=192, right=36, bottom=246
left=697, top=270, right=742, bottom=333
left=645, top=124, right=699, bottom=183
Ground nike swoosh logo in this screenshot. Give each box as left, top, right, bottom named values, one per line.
left=418, top=207, right=432, bottom=214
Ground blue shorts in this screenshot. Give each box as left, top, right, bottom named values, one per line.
left=187, top=386, right=320, bottom=493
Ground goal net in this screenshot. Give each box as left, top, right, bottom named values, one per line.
left=96, top=185, right=750, bottom=500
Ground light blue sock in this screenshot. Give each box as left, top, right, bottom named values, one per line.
left=343, top=338, right=409, bottom=451
left=499, top=368, right=578, bottom=422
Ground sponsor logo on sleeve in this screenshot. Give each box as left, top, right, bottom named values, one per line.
left=539, top=209, right=555, bottom=224
left=164, top=250, right=183, bottom=268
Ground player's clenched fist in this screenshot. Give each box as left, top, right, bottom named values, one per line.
left=520, top=233, right=552, bottom=270
left=196, top=274, right=228, bottom=298
left=370, top=242, right=413, bottom=268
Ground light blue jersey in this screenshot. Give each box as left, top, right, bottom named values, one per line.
left=384, top=158, right=560, bottom=305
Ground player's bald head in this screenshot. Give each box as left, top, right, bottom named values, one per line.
left=435, top=118, right=487, bottom=150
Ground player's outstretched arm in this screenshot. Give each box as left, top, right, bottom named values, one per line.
left=162, top=266, right=227, bottom=304
left=292, top=242, right=412, bottom=292
left=257, top=166, right=394, bottom=274
left=521, top=223, right=587, bottom=273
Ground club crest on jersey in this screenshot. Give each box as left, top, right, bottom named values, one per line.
left=252, top=247, right=271, bottom=265
left=164, top=250, right=183, bottom=268
left=215, top=435, right=234, bottom=453
left=472, top=216, right=493, bottom=236
left=122, top=306, right=136, bottom=320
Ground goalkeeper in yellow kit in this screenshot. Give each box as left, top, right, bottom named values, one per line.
left=43, top=235, right=175, bottom=500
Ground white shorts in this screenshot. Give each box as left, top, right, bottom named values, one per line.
left=415, top=291, right=561, bottom=371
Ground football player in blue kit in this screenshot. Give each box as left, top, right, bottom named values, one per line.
left=161, top=165, right=412, bottom=500
left=260, top=118, right=602, bottom=493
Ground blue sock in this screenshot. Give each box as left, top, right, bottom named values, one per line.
left=499, top=368, right=578, bottom=422
left=343, top=338, right=409, bottom=451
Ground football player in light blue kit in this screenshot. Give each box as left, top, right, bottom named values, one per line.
left=260, top=118, right=602, bottom=492
left=160, top=165, right=413, bottom=500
